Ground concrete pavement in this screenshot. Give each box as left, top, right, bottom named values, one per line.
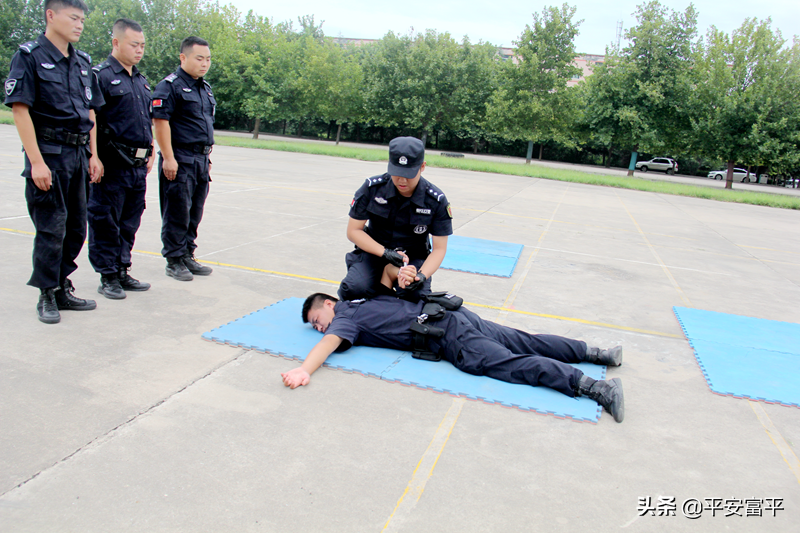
left=1, top=123, right=799, bottom=532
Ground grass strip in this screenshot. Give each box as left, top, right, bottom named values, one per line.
left=216, top=136, right=800, bottom=210
left=0, top=108, right=14, bottom=125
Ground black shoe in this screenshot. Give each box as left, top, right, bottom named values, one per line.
left=118, top=267, right=151, bottom=291
left=55, top=279, right=97, bottom=311
left=166, top=257, right=193, bottom=281
left=584, top=346, right=623, bottom=366
left=98, top=273, right=126, bottom=300
left=577, top=375, right=624, bottom=423
left=183, top=254, right=213, bottom=276
left=37, top=288, right=61, bottom=324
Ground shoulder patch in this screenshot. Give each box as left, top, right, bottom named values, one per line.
left=426, top=187, right=445, bottom=202
left=164, top=73, right=178, bottom=83
left=366, top=175, right=389, bottom=187
left=92, top=61, right=110, bottom=72
left=19, top=41, right=39, bottom=54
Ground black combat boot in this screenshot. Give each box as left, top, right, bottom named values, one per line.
left=55, top=279, right=98, bottom=311
left=118, top=266, right=151, bottom=291
left=37, top=288, right=61, bottom=324
left=182, top=254, right=212, bottom=276
left=98, top=272, right=126, bottom=299
left=584, top=346, right=623, bottom=366
left=576, top=375, right=624, bottom=423
left=166, top=256, right=193, bottom=281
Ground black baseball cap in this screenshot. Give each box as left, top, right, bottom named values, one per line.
left=387, top=137, right=425, bottom=179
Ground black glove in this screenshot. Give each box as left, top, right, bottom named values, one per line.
left=382, top=248, right=406, bottom=268
left=405, top=272, right=427, bottom=292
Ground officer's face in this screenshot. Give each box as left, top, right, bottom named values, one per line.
left=114, top=29, right=146, bottom=67
left=47, top=7, right=85, bottom=43
left=180, top=45, right=211, bottom=79
left=391, top=162, right=426, bottom=197
left=308, top=301, right=336, bottom=334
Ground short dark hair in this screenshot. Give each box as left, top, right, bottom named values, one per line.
left=45, top=0, right=88, bottom=22
left=113, top=18, right=143, bottom=36
left=180, top=36, right=209, bottom=54
left=302, top=293, right=338, bottom=323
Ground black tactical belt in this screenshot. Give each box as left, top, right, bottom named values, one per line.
left=174, top=143, right=213, bottom=155
left=39, top=128, right=90, bottom=146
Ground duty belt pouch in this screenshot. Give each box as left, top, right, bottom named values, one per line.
left=422, top=291, right=463, bottom=310
left=410, top=322, right=444, bottom=362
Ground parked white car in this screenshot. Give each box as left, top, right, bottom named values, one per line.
left=635, top=157, right=678, bottom=174
left=707, top=168, right=755, bottom=183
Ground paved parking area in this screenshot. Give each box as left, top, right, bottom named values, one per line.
left=1, top=123, right=798, bottom=532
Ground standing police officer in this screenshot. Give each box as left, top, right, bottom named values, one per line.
left=4, top=0, right=104, bottom=324
left=339, top=136, right=452, bottom=301
left=152, top=36, right=215, bottom=281
left=89, top=18, right=154, bottom=299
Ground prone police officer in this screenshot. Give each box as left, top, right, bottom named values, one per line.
left=339, top=136, right=453, bottom=301
left=4, top=0, right=104, bottom=324
left=152, top=36, right=215, bottom=281
left=89, top=18, right=154, bottom=299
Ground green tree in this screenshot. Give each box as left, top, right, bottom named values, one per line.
left=691, top=19, right=800, bottom=187
left=1, top=0, right=44, bottom=76
left=297, top=39, right=364, bottom=144
left=581, top=1, right=698, bottom=175
left=485, top=4, right=581, bottom=162
left=363, top=30, right=473, bottom=144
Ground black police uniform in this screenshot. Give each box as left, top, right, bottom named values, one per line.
left=325, top=296, right=587, bottom=397
left=339, top=175, right=453, bottom=301
left=88, top=55, right=153, bottom=275
left=151, top=66, right=215, bottom=259
left=4, top=34, right=104, bottom=289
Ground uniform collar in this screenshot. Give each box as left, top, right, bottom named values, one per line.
left=37, top=33, right=74, bottom=64
left=379, top=174, right=429, bottom=205
left=177, top=66, right=203, bottom=86
left=106, top=54, right=138, bottom=76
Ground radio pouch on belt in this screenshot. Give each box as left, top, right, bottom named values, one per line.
left=422, top=291, right=463, bottom=310
left=410, top=302, right=447, bottom=362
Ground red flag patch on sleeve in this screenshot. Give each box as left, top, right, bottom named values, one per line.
left=153, top=99, right=163, bottom=107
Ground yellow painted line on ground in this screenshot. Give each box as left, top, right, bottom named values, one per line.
left=3, top=228, right=676, bottom=336
left=500, top=186, right=570, bottom=321
left=381, top=398, right=466, bottom=533
left=738, top=244, right=800, bottom=256
left=465, top=302, right=681, bottom=338
left=617, top=194, right=693, bottom=307
left=0, top=227, right=34, bottom=235
left=749, top=401, right=800, bottom=486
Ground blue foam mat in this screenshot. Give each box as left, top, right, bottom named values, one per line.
left=204, top=298, right=606, bottom=422
left=673, top=307, right=800, bottom=407
left=440, top=235, right=524, bottom=277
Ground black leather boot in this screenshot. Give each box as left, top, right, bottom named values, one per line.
left=37, top=288, right=61, bottom=324
left=182, top=254, right=212, bottom=276
left=118, top=267, right=151, bottom=291
left=98, top=272, right=126, bottom=299
left=166, top=257, right=193, bottom=281
left=576, top=375, right=624, bottom=423
left=584, top=346, right=623, bottom=366
left=55, top=279, right=97, bottom=311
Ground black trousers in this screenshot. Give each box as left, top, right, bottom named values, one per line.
left=158, top=149, right=210, bottom=258
left=338, top=249, right=432, bottom=301
left=428, top=307, right=587, bottom=397
left=24, top=145, right=88, bottom=289
left=87, top=164, right=147, bottom=274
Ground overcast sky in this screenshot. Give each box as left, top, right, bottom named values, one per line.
left=224, top=0, right=799, bottom=53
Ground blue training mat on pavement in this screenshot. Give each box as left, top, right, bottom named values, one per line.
left=673, top=306, right=800, bottom=408
left=204, top=298, right=606, bottom=422
left=439, top=235, right=524, bottom=277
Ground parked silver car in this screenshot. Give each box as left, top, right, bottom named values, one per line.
left=707, top=168, right=754, bottom=183
left=635, top=157, right=678, bottom=174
